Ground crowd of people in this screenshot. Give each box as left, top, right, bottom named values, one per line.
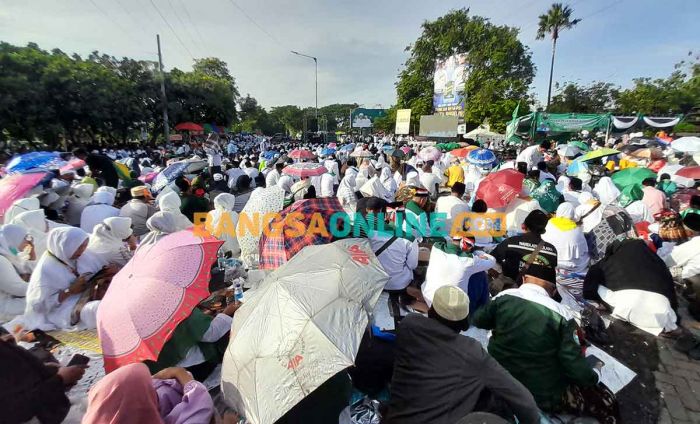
left=0, top=129, right=699, bottom=423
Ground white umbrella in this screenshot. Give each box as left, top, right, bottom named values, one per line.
left=221, top=239, right=389, bottom=424
left=672, top=136, right=700, bottom=153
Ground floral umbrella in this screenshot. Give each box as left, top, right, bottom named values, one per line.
left=97, top=229, right=222, bottom=372
left=289, top=149, right=316, bottom=161
left=237, top=186, right=285, bottom=269
left=418, top=146, right=442, bottom=162
left=282, top=163, right=328, bottom=178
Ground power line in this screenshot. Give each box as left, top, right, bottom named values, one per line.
left=163, top=0, right=202, bottom=52
left=147, top=0, right=195, bottom=61
left=87, top=0, right=145, bottom=48
left=174, top=0, right=207, bottom=50
left=225, top=0, right=285, bottom=49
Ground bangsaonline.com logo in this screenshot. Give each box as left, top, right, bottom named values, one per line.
left=192, top=211, right=507, bottom=239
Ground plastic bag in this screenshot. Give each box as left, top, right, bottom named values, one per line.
left=338, top=397, right=382, bottom=424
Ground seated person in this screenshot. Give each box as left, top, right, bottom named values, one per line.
left=158, top=191, right=193, bottom=232
left=174, top=177, right=210, bottom=224
left=663, top=210, right=700, bottom=320
left=138, top=211, right=180, bottom=250
left=81, top=216, right=136, bottom=271
left=491, top=210, right=557, bottom=294
left=120, top=186, right=157, bottom=238
left=0, top=224, right=35, bottom=321
left=584, top=239, right=678, bottom=335
left=542, top=202, right=589, bottom=274
left=384, top=286, right=539, bottom=424
left=0, top=330, right=87, bottom=424
left=473, top=263, right=618, bottom=422
left=421, top=236, right=495, bottom=313
left=23, top=227, right=101, bottom=330
left=83, top=363, right=214, bottom=424
left=435, top=181, right=469, bottom=231
left=145, top=291, right=241, bottom=381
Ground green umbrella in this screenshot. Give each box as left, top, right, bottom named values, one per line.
left=568, top=140, right=590, bottom=151
left=578, top=148, right=621, bottom=162
left=611, top=168, right=657, bottom=189
left=531, top=180, right=563, bottom=213
left=618, top=183, right=643, bottom=207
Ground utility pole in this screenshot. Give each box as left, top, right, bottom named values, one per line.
left=157, top=34, right=170, bottom=143
left=291, top=51, right=318, bottom=132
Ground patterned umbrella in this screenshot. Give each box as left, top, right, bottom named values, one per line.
left=6, top=152, right=63, bottom=174
left=238, top=186, right=285, bottom=269
left=532, top=180, right=563, bottom=213
left=418, top=146, right=442, bottom=162
left=97, top=229, right=222, bottom=372
left=0, top=172, right=48, bottom=221
left=475, top=169, right=524, bottom=208
left=289, top=149, right=316, bottom=161
left=151, top=161, right=190, bottom=193
left=282, top=163, right=328, bottom=178
left=467, top=148, right=497, bottom=166
left=258, top=198, right=344, bottom=270
left=450, top=146, right=478, bottom=158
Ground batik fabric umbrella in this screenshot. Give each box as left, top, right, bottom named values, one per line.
left=475, top=169, right=524, bottom=208
left=611, top=168, right=657, bottom=189
left=0, top=172, right=48, bottom=221
left=672, top=137, right=700, bottom=153
left=289, top=149, right=316, bottom=161
left=578, top=148, right=620, bottom=162
left=258, top=198, right=344, bottom=270
left=677, top=166, right=700, bottom=180
left=531, top=180, right=563, bottom=213
left=221, top=239, right=389, bottom=424
left=6, top=152, right=63, bottom=174
left=467, top=148, right=497, bottom=167
left=151, top=161, right=190, bottom=193
left=97, top=229, right=222, bottom=372
left=237, top=186, right=285, bottom=269
left=282, top=163, right=328, bottom=178
left=418, top=146, right=442, bottom=162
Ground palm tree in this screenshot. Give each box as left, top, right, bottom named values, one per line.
left=536, top=3, right=581, bottom=110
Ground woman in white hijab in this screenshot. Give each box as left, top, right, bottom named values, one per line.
left=23, top=227, right=100, bottom=330
left=0, top=224, right=35, bottom=321
left=593, top=177, right=621, bottom=207
left=542, top=202, right=590, bottom=274
left=11, top=209, right=67, bottom=260
left=556, top=175, right=570, bottom=194
left=575, top=192, right=604, bottom=233
left=157, top=191, right=193, bottom=231
left=138, top=212, right=180, bottom=250
left=276, top=174, right=294, bottom=195
left=3, top=197, right=40, bottom=225
left=337, top=167, right=358, bottom=216
left=380, top=167, right=398, bottom=199
left=206, top=193, right=240, bottom=256
left=359, top=176, right=392, bottom=203
left=83, top=216, right=134, bottom=270
left=64, top=183, right=95, bottom=226
left=81, top=190, right=119, bottom=233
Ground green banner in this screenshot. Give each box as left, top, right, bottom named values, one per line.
left=537, top=113, right=610, bottom=133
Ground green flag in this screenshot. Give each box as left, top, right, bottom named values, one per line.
left=512, top=101, right=520, bottom=119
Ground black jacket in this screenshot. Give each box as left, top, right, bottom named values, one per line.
left=492, top=232, right=558, bottom=279
left=384, top=314, right=539, bottom=424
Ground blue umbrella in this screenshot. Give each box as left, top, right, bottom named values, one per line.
left=152, top=161, right=190, bottom=193
left=321, top=148, right=336, bottom=156
left=566, top=159, right=588, bottom=177
left=262, top=150, right=280, bottom=160
left=339, top=143, right=356, bottom=152
left=467, top=148, right=497, bottom=166
left=6, top=151, right=63, bottom=174
left=382, top=144, right=394, bottom=152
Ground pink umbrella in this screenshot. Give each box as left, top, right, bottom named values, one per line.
left=288, top=149, right=316, bottom=161
left=282, top=162, right=328, bottom=178
left=138, top=171, right=158, bottom=184
left=97, top=229, right=222, bottom=373
left=400, top=146, right=411, bottom=154
left=59, top=159, right=86, bottom=174
left=418, top=146, right=442, bottom=162
left=677, top=166, right=700, bottom=180
left=0, top=172, right=47, bottom=221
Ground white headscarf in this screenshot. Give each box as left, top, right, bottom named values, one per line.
left=85, top=216, right=133, bottom=269
left=277, top=175, right=294, bottom=194
left=380, top=167, right=397, bottom=197
left=405, top=171, right=421, bottom=188
left=594, top=177, right=621, bottom=206
left=207, top=193, right=239, bottom=255
left=575, top=192, right=603, bottom=233
left=337, top=168, right=358, bottom=213
left=626, top=200, right=654, bottom=224
left=11, top=209, right=49, bottom=259
left=90, top=191, right=115, bottom=206
left=556, top=202, right=577, bottom=220
left=556, top=176, right=571, bottom=194
left=157, top=191, right=192, bottom=231
left=47, top=227, right=90, bottom=268
left=65, top=183, right=96, bottom=226
left=4, top=197, right=40, bottom=224
left=360, top=176, right=392, bottom=202
left=138, top=212, right=181, bottom=250
left=96, top=186, right=117, bottom=197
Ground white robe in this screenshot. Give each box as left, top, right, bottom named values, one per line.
left=158, top=191, right=193, bottom=231
left=82, top=216, right=133, bottom=271
left=207, top=193, right=240, bottom=256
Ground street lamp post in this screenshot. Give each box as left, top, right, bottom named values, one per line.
left=291, top=50, right=318, bottom=132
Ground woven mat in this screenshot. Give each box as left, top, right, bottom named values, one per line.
left=47, top=329, right=102, bottom=354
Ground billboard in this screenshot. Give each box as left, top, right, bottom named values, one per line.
left=433, top=53, right=469, bottom=116
left=395, top=109, right=411, bottom=134
left=351, top=108, right=386, bottom=128
left=419, top=115, right=458, bottom=138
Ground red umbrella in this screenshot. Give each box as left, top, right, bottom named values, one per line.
left=450, top=146, right=478, bottom=158
left=174, top=122, right=203, bottom=131
left=258, top=198, right=344, bottom=270
left=677, top=166, right=700, bottom=179
left=60, top=158, right=85, bottom=174
left=288, top=149, right=316, bottom=161
left=475, top=169, right=524, bottom=208
left=282, top=163, right=328, bottom=178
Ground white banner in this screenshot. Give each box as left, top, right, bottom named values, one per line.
left=643, top=116, right=681, bottom=128
left=395, top=109, right=411, bottom=135
left=612, top=116, right=638, bottom=130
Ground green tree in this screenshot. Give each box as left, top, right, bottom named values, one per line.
left=549, top=81, right=619, bottom=113
left=372, top=106, right=397, bottom=133
left=269, top=105, right=304, bottom=135
left=396, top=9, right=535, bottom=132
left=536, top=3, right=581, bottom=110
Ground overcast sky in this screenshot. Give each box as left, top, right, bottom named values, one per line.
left=1, top=0, right=698, bottom=110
